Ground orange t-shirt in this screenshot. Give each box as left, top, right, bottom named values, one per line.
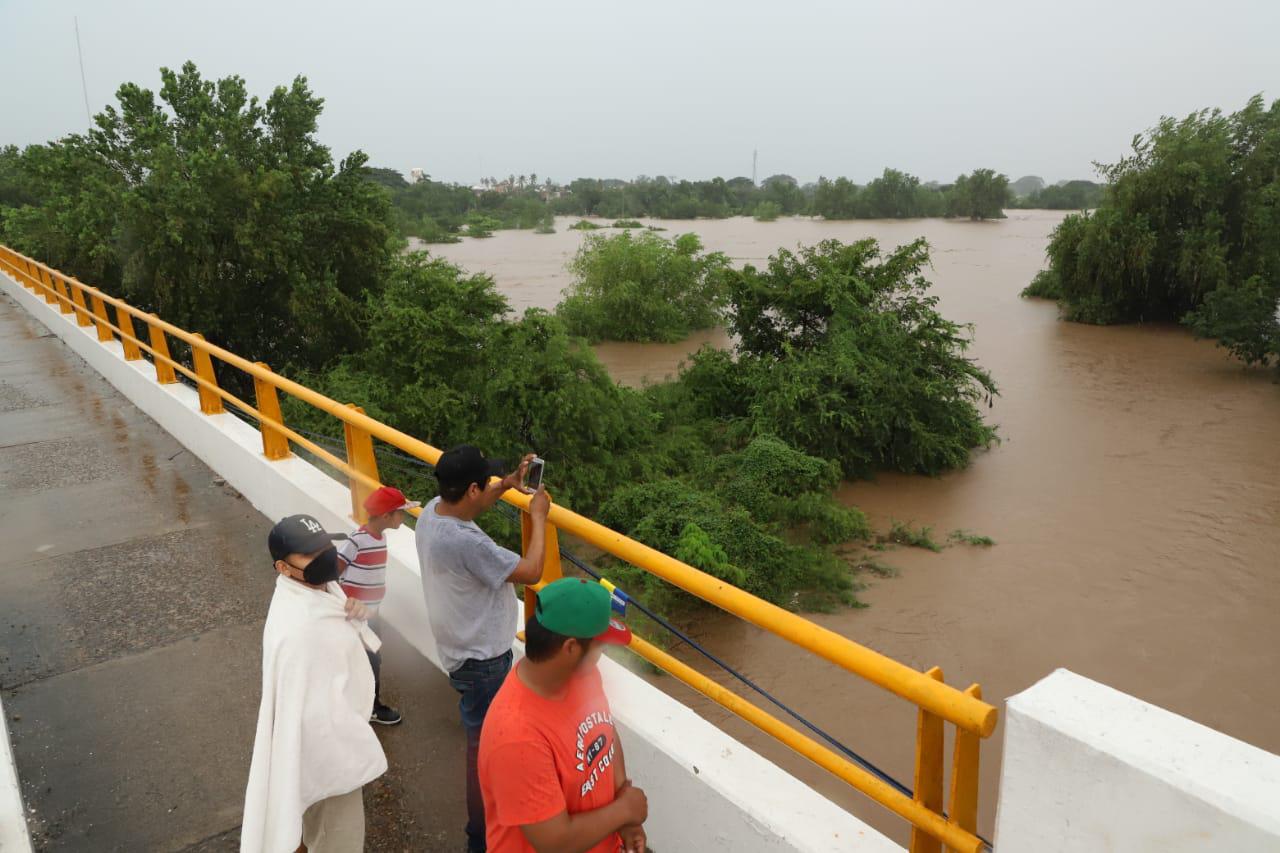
left=478, top=662, right=622, bottom=853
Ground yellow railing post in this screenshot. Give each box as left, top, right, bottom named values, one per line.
left=945, top=684, right=983, bottom=853
left=9, top=256, right=35, bottom=293
left=117, top=307, right=142, bottom=361
left=910, top=666, right=946, bottom=853
left=342, top=404, right=380, bottom=523
left=522, top=511, right=564, bottom=624
left=35, top=264, right=56, bottom=303
left=51, top=273, right=73, bottom=315
left=90, top=293, right=113, bottom=342
left=190, top=333, right=224, bottom=415
left=148, top=316, right=177, bottom=382
left=253, top=362, right=291, bottom=460
left=70, top=282, right=92, bottom=327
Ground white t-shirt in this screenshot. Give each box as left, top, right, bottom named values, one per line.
left=415, top=498, right=520, bottom=674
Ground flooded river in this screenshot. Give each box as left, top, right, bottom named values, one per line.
left=426, top=212, right=1280, bottom=843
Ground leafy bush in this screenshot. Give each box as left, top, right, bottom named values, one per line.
left=701, top=436, right=872, bottom=543
left=753, top=201, right=782, bottom=222
left=1021, top=268, right=1062, bottom=300
left=401, top=214, right=461, bottom=243
left=948, top=529, right=995, bottom=546
left=883, top=521, right=943, bottom=552
left=612, top=219, right=644, bottom=228
left=597, top=480, right=854, bottom=609
left=724, top=238, right=998, bottom=476
left=464, top=214, right=501, bottom=238
left=557, top=231, right=731, bottom=343
left=569, top=219, right=602, bottom=230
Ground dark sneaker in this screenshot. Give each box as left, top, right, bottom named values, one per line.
left=370, top=704, right=402, bottom=726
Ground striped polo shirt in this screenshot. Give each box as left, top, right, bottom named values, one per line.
left=337, top=526, right=388, bottom=610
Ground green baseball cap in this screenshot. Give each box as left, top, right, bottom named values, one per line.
left=535, top=578, right=632, bottom=645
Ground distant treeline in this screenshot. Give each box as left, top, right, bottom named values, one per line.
left=1007, top=179, right=1104, bottom=210
left=368, top=167, right=1021, bottom=243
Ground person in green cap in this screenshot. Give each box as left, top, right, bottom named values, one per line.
left=477, top=577, right=647, bottom=853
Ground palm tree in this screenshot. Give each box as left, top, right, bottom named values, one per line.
left=529, top=172, right=538, bottom=188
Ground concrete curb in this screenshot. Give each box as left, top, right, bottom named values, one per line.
left=0, top=691, right=34, bottom=853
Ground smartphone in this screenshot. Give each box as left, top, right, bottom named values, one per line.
left=524, top=456, right=546, bottom=491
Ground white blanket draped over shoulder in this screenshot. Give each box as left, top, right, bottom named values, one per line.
left=240, top=575, right=387, bottom=853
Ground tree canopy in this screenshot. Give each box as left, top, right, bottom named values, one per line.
left=1024, top=95, right=1280, bottom=367
left=556, top=231, right=730, bottom=343
left=1, top=62, right=394, bottom=373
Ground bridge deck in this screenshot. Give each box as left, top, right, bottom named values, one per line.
left=0, top=292, right=465, bottom=851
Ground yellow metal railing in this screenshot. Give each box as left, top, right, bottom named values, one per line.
left=0, top=244, right=996, bottom=852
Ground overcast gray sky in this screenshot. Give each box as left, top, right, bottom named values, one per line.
left=3, top=0, right=1278, bottom=185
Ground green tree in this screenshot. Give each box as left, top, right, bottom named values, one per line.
left=4, top=62, right=394, bottom=373
left=946, top=169, right=1011, bottom=220
left=557, top=231, right=730, bottom=342
left=724, top=238, right=998, bottom=475
left=753, top=200, right=782, bottom=221
left=1025, top=96, right=1280, bottom=366
left=863, top=168, right=923, bottom=217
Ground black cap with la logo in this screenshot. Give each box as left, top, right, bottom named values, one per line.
left=267, top=514, right=346, bottom=561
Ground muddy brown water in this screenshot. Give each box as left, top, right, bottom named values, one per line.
left=424, top=212, right=1280, bottom=844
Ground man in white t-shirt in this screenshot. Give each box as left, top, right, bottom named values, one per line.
left=417, top=445, right=549, bottom=853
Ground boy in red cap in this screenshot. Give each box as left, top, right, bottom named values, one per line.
left=478, top=578, right=647, bottom=853
left=337, top=484, right=420, bottom=725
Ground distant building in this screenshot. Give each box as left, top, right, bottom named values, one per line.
left=409, top=168, right=425, bottom=184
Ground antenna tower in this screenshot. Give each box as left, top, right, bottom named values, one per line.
left=74, top=17, right=92, bottom=124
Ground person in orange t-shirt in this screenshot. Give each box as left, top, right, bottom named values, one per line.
left=478, top=578, right=647, bottom=853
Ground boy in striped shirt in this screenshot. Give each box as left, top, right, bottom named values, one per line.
left=338, top=485, right=419, bottom=725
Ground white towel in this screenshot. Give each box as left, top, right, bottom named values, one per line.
left=240, top=575, right=388, bottom=853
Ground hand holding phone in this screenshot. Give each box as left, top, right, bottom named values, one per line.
left=523, top=456, right=545, bottom=492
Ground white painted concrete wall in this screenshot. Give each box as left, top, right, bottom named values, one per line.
left=2, top=272, right=901, bottom=852
left=995, top=668, right=1280, bottom=852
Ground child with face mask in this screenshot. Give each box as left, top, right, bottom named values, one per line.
left=240, top=514, right=387, bottom=853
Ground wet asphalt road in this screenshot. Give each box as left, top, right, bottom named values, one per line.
left=0, top=291, right=468, bottom=852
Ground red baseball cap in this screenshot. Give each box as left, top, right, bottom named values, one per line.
left=364, top=486, right=421, bottom=517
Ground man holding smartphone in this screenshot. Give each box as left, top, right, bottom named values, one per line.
left=417, top=445, right=549, bottom=853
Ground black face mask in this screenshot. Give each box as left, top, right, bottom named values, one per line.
left=302, top=547, right=341, bottom=585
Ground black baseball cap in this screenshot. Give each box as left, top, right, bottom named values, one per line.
left=434, top=444, right=506, bottom=491
left=267, top=514, right=346, bottom=561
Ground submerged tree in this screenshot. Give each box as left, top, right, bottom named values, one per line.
left=557, top=231, right=730, bottom=343
left=1025, top=95, right=1280, bottom=367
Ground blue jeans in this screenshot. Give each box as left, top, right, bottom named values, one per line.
left=448, top=650, right=513, bottom=853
